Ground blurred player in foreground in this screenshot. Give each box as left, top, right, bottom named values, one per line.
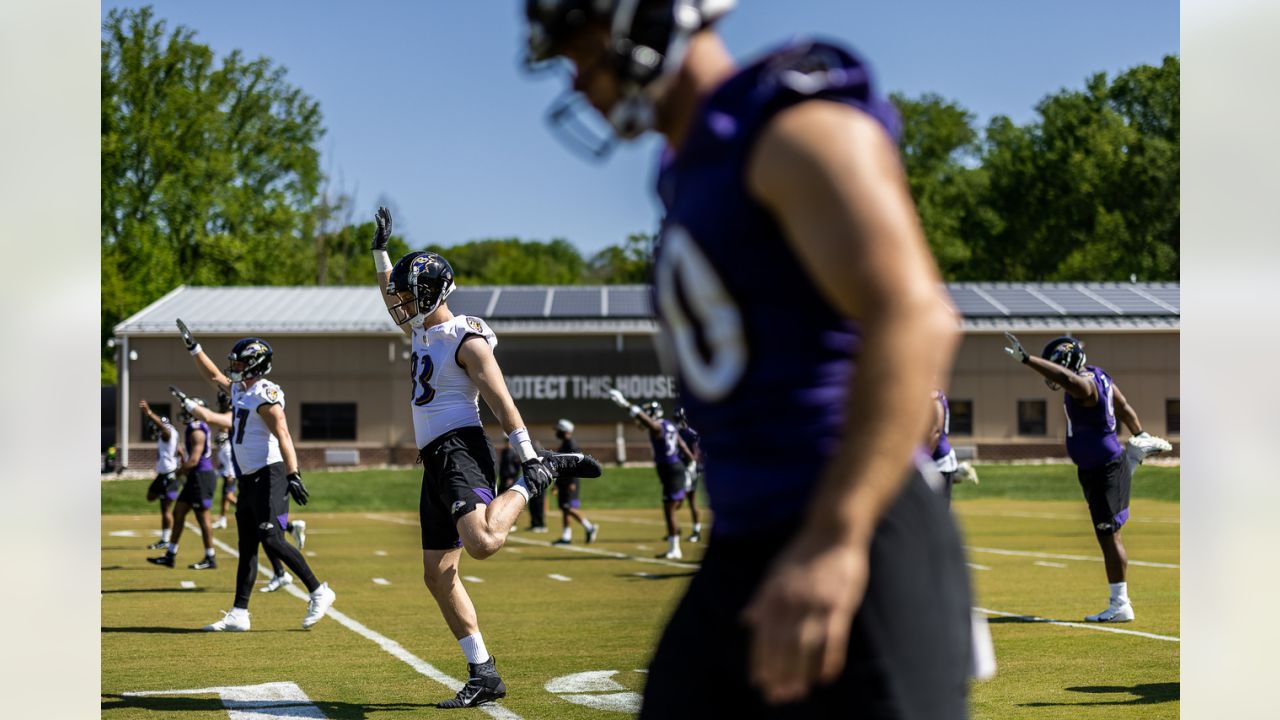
left=524, top=1, right=975, bottom=715
left=1004, top=333, right=1172, bottom=622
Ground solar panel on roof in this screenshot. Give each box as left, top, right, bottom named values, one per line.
left=606, top=287, right=652, bottom=317
left=980, top=286, right=1058, bottom=314
left=1143, top=286, right=1180, bottom=311
left=492, top=289, right=549, bottom=317
left=945, top=286, right=1005, bottom=316
left=1090, top=286, right=1167, bottom=314
left=1036, top=287, right=1112, bottom=314
left=548, top=288, right=603, bottom=317
left=447, top=288, right=494, bottom=317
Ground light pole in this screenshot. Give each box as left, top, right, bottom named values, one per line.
left=108, top=338, right=138, bottom=471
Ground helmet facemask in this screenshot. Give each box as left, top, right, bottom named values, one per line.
left=1041, top=337, right=1086, bottom=390
left=387, top=252, right=456, bottom=328
left=227, top=339, right=273, bottom=383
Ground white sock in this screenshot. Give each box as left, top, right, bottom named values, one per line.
left=230, top=607, right=249, bottom=618
left=583, top=519, right=594, bottom=532
left=459, top=632, right=489, bottom=665
left=161, top=528, right=171, bottom=542
left=168, top=542, right=179, bottom=555
left=668, top=535, right=680, bottom=553
left=1109, top=582, right=1128, bottom=603
left=693, top=523, right=702, bottom=534
left=560, top=527, right=572, bottom=541
left=206, top=548, right=216, bottom=558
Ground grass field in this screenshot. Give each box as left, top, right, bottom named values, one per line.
left=102, top=464, right=1179, bottom=718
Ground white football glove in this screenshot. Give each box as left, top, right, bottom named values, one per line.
left=606, top=388, right=631, bottom=410
left=1003, top=332, right=1029, bottom=364
left=1127, top=431, right=1172, bottom=458
left=955, top=461, right=979, bottom=485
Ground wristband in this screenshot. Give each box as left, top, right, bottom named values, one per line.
left=629, top=405, right=642, bottom=418
left=189, top=344, right=202, bottom=356
left=508, top=427, right=538, bottom=463
left=373, top=250, right=393, bottom=273
left=508, top=481, right=531, bottom=502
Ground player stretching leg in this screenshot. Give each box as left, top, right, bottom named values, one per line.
left=524, top=2, right=976, bottom=714
left=370, top=208, right=601, bottom=708
left=673, top=407, right=704, bottom=542
left=173, top=324, right=335, bottom=632
left=550, top=419, right=598, bottom=545
left=1004, top=333, right=1172, bottom=622
left=148, top=397, right=220, bottom=569
left=605, top=393, right=693, bottom=559
left=141, top=400, right=183, bottom=551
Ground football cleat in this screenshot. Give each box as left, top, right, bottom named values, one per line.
left=437, top=657, right=507, bottom=708
left=147, top=540, right=169, bottom=550
left=539, top=451, right=603, bottom=479
left=688, top=531, right=701, bottom=543
left=147, top=553, right=176, bottom=568
left=1127, top=432, right=1173, bottom=459
left=189, top=556, right=217, bottom=570
left=585, top=525, right=599, bottom=544
left=211, top=516, right=228, bottom=530
left=551, top=538, right=571, bottom=546
left=955, top=461, right=980, bottom=485
left=290, top=520, right=307, bottom=549
left=1085, top=600, right=1135, bottom=623
left=203, top=608, right=250, bottom=632
left=260, top=572, right=293, bottom=593
left=302, top=582, right=336, bottom=629
left=656, top=549, right=683, bottom=560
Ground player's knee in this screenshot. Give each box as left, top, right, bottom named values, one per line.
left=423, top=563, right=457, bottom=593
left=461, top=534, right=501, bottom=560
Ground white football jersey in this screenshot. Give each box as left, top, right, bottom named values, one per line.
left=216, top=439, right=233, bottom=476
left=229, top=378, right=285, bottom=474
left=409, top=315, right=497, bottom=448
left=155, top=422, right=180, bottom=474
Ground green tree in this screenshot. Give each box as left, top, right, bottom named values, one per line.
left=586, top=232, right=654, bottom=283
left=423, top=238, right=587, bottom=285
left=102, top=6, right=325, bottom=370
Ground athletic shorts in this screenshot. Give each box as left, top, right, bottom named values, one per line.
left=235, top=462, right=290, bottom=537
left=221, top=474, right=237, bottom=496
left=641, top=471, right=972, bottom=720
left=940, top=469, right=957, bottom=502
left=148, top=472, right=178, bottom=501
left=555, top=477, right=580, bottom=510
left=419, top=426, right=498, bottom=551
left=1077, top=455, right=1133, bottom=534
left=178, top=469, right=218, bottom=509
left=657, top=462, right=687, bottom=502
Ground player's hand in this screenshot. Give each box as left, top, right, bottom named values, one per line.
left=741, top=531, right=870, bottom=704
left=606, top=388, right=631, bottom=409
left=371, top=206, right=393, bottom=251
left=138, top=399, right=151, bottom=412
left=521, top=458, right=555, bottom=496
left=286, top=471, right=310, bottom=505
left=1003, top=332, right=1029, bottom=363
left=169, top=385, right=196, bottom=412
left=176, top=318, right=200, bottom=353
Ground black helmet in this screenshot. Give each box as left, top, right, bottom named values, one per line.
left=673, top=406, right=687, bottom=426
left=386, top=251, right=456, bottom=328
left=227, top=338, right=273, bottom=382
left=644, top=400, right=665, bottom=419
left=1041, top=336, right=1086, bottom=372
left=179, top=396, right=207, bottom=424
left=216, top=389, right=231, bottom=413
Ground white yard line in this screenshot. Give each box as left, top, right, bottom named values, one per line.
left=463, top=576, right=485, bottom=583
left=547, top=574, right=572, bottom=582
left=180, top=581, right=197, bottom=589
left=976, top=607, right=1179, bottom=642
left=371, top=578, right=391, bottom=586
left=966, top=546, right=1179, bottom=569
left=967, top=563, right=992, bottom=571
left=191, top=524, right=523, bottom=720
left=1033, top=561, right=1067, bottom=569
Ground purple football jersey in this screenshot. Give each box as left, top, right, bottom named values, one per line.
left=652, top=40, right=899, bottom=536
left=678, top=425, right=703, bottom=464
left=931, top=390, right=953, bottom=462
left=649, top=419, right=682, bottom=466
left=186, top=420, right=214, bottom=472
left=1064, top=365, right=1124, bottom=469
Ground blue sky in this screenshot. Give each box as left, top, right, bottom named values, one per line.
left=101, top=1, right=1178, bottom=256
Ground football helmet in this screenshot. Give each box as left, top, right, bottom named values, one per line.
left=227, top=338, right=273, bottom=382
left=556, top=418, right=575, bottom=434
left=1041, top=336, right=1085, bottom=390
left=216, top=389, right=231, bottom=413
left=644, top=400, right=664, bottom=419
left=180, top=396, right=207, bottom=424
left=524, top=0, right=736, bottom=157
left=673, top=405, right=686, bottom=426
left=215, top=431, right=230, bottom=445
left=386, top=251, right=456, bottom=328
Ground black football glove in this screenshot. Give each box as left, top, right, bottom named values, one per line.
left=169, top=385, right=198, bottom=413
left=176, top=318, right=199, bottom=353
left=521, top=458, right=555, bottom=497
left=286, top=471, right=310, bottom=506
left=371, top=206, right=393, bottom=251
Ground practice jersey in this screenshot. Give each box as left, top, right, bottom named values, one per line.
left=678, top=425, right=703, bottom=465
left=649, top=419, right=682, bottom=466
left=215, top=439, right=233, bottom=477
left=1064, top=365, right=1124, bottom=470
left=409, top=315, right=497, bottom=449
left=185, top=420, right=214, bottom=472
left=155, top=422, right=180, bottom=474
left=931, top=390, right=958, bottom=473
left=229, top=379, right=285, bottom=475
left=652, top=39, right=899, bottom=536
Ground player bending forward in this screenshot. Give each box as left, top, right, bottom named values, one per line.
left=371, top=207, right=601, bottom=709
left=1004, top=333, right=1172, bottom=622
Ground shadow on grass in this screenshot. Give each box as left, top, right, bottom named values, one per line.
left=102, top=588, right=207, bottom=594
left=1020, top=682, right=1179, bottom=707
left=621, top=571, right=697, bottom=581
left=101, top=626, right=207, bottom=635
left=102, top=694, right=433, bottom=718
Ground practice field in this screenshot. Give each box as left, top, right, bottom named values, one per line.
left=102, top=465, right=1179, bottom=719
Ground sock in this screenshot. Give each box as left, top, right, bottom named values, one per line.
left=560, top=527, right=572, bottom=541
left=230, top=606, right=249, bottom=618
left=693, top=522, right=702, bottom=534
left=206, top=548, right=216, bottom=558
left=168, top=542, right=179, bottom=555
left=459, top=632, right=489, bottom=665
left=667, top=535, right=680, bottom=553
left=583, top=519, right=594, bottom=532
left=1109, top=582, right=1128, bottom=603
left=161, top=528, right=171, bottom=542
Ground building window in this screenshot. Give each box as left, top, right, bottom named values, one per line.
left=1166, top=398, right=1179, bottom=435
left=1017, top=400, right=1047, bottom=436
left=301, top=403, right=357, bottom=441
left=948, top=399, right=973, bottom=436
left=141, top=403, right=173, bottom=441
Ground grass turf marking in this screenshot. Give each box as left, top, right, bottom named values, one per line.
left=547, top=574, right=572, bottom=582
left=180, top=580, right=196, bottom=589
left=967, top=545, right=1179, bottom=569
left=371, top=578, right=391, bottom=585
left=122, top=681, right=326, bottom=719
left=190, top=523, right=524, bottom=720
left=1033, top=560, right=1068, bottom=568
left=976, top=606, right=1179, bottom=642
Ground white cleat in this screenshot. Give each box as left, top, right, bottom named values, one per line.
left=260, top=572, right=293, bottom=593
left=956, top=461, right=980, bottom=485
left=203, top=608, right=250, bottom=632
left=656, top=549, right=683, bottom=560
left=1085, top=600, right=1135, bottom=623
left=211, top=516, right=228, bottom=530
left=1127, top=432, right=1172, bottom=459
left=290, top=520, right=307, bottom=549
left=302, top=582, right=336, bottom=629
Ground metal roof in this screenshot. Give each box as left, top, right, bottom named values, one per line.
left=114, top=282, right=1179, bottom=336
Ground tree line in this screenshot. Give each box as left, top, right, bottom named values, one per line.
left=101, top=6, right=1177, bottom=381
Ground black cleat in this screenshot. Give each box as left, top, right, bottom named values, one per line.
left=551, top=538, right=571, bottom=545
left=437, top=657, right=507, bottom=709
left=189, top=556, right=217, bottom=570
left=147, top=553, right=176, bottom=568
left=539, top=451, right=603, bottom=479
left=147, top=540, right=169, bottom=550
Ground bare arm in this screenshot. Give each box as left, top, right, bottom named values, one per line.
left=371, top=207, right=411, bottom=337
left=926, top=394, right=945, bottom=453
left=188, top=404, right=232, bottom=430
left=741, top=100, right=960, bottom=703
left=1112, top=383, right=1143, bottom=435
left=258, top=403, right=299, bottom=475
left=675, top=433, right=694, bottom=463
left=459, top=337, right=527, bottom=434
left=1024, top=355, right=1097, bottom=403
left=138, top=400, right=173, bottom=441
left=179, top=428, right=206, bottom=473
left=191, top=349, right=232, bottom=394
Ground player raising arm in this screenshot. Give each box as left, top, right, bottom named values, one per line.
left=606, top=390, right=694, bottom=558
